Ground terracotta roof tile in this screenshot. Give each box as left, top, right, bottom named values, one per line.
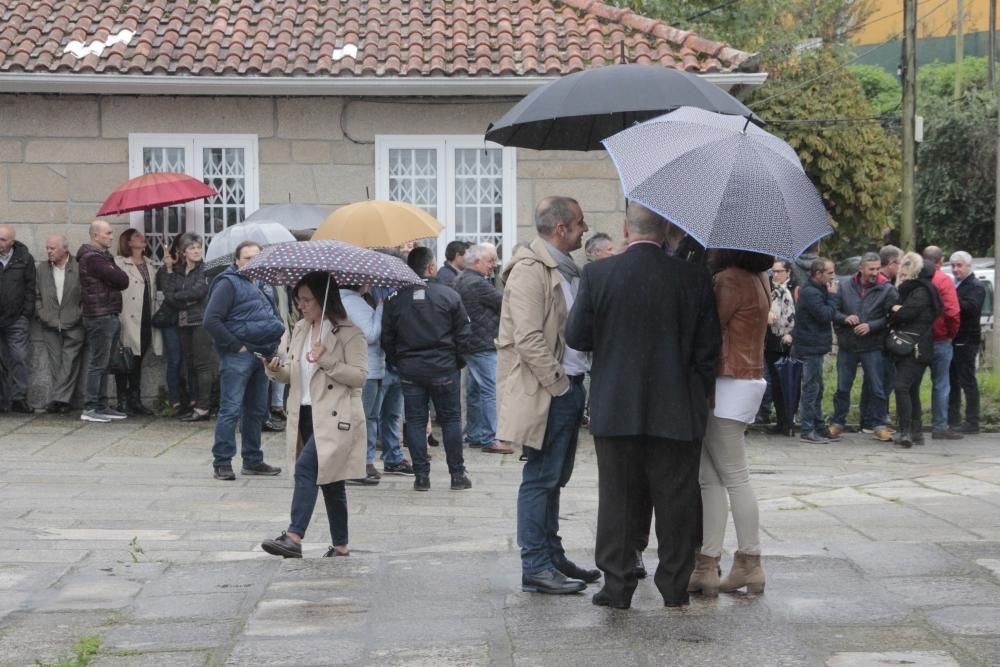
left=0, top=0, right=757, bottom=79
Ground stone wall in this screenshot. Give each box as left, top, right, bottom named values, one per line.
left=0, top=93, right=627, bottom=407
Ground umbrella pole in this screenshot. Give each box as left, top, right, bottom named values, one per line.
left=320, top=274, right=330, bottom=327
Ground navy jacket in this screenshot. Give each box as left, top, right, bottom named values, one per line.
left=453, top=268, right=502, bottom=354
left=203, top=266, right=285, bottom=356
left=794, top=278, right=838, bottom=357
left=436, top=262, right=460, bottom=287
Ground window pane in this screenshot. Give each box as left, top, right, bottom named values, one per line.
left=142, top=147, right=187, bottom=261
left=453, top=148, right=504, bottom=259
left=388, top=148, right=438, bottom=215
left=202, top=147, right=247, bottom=251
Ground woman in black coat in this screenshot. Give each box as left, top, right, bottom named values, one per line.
left=889, top=253, right=943, bottom=447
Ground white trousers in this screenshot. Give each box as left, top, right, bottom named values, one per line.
left=700, top=414, right=761, bottom=557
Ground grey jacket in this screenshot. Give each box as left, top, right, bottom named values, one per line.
left=833, top=274, right=898, bottom=352
left=35, top=257, right=82, bottom=331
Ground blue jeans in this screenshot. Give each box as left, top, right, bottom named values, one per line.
left=0, top=316, right=31, bottom=407
left=363, top=377, right=402, bottom=466
left=860, top=350, right=896, bottom=427
left=832, top=348, right=885, bottom=427
left=160, top=326, right=183, bottom=405
left=378, top=366, right=404, bottom=464
left=212, top=350, right=269, bottom=467
left=401, top=371, right=465, bottom=476
left=288, top=406, right=348, bottom=545
left=798, top=354, right=825, bottom=434
left=81, top=315, right=119, bottom=412
left=464, top=351, right=497, bottom=446
left=931, top=341, right=953, bottom=432
left=517, top=383, right=586, bottom=575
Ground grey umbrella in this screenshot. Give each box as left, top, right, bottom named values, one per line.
left=244, top=203, right=329, bottom=231
left=602, top=106, right=832, bottom=260
left=485, top=64, right=761, bottom=151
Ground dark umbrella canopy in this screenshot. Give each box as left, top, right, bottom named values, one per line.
left=239, top=239, right=423, bottom=289
left=485, top=64, right=760, bottom=151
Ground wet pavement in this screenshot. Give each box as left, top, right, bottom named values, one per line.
left=1, top=413, right=999, bottom=666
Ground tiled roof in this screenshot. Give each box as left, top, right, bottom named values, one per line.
left=0, top=0, right=757, bottom=79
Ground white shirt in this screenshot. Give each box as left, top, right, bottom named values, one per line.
left=714, top=377, right=768, bottom=424
left=299, top=321, right=332, bottom=407
left=52, top=262, right=66, bottom=305
left=557, top=276, right=590, bottom=377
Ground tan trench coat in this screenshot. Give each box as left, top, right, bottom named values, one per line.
left=496, top=237, right=571, bottom=449
left=267, top=318, right=368, bottom=485
left=115, top=255, right=162, bottom=356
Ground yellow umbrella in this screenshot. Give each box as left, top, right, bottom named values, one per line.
left=311, top=200, right=444, bottom=247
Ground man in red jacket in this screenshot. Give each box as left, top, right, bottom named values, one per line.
left=922, top=246, right=962, bottom=440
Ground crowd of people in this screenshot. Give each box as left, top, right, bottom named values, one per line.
left=0, top=202, right=989, bottom=608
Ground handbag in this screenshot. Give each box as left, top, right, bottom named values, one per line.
left=108, top=341, right=136, bottom=375
left=151, top=304, right=177, bottom=328
left=885, top=329, right=918, bottom=357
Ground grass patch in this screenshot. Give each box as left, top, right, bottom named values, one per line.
left=34, top=636, right=101, bottom=667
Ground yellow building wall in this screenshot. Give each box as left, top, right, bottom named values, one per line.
left=854, top=0, right=996, bottom=44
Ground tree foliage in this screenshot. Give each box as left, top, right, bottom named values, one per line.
left=849, top=64, right=901, bottom=115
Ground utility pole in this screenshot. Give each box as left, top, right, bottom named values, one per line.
left=992, top=0, right=1000, bottom=366
left=990, top=0, right=996, bottom=89
left=901, top=0, right=918, bottom=251
left=955, top=0, right=964, bottom=99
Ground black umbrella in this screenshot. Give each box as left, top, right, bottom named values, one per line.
left=485, top=64, right=761, bottom=151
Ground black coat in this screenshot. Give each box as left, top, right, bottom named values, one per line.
left=891, top=262, right=943, bottom=364
left=453, top=268, right=501, bottom=353
left=565, top=243, right=721, bottom=442
left=381, top=279, right=473, bottom=381
left=954, top=273, right=986, bottom=345
left=162, top=263, right=210, bottom=327
left=436, top=262, right=460, bottom=287
left=833, top=274, right=898, bottom=352
left=0, top=240, right=36, bottom=327
left=794, top=278, right=837, bottom=357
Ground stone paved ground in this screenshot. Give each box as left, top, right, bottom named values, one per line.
left=1, top=413, right=999, bottom=666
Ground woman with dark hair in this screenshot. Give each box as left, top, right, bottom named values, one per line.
left=162, top=234, right=214, bottom=421
left=113, top=229, right=161, bottom=415
left=689, top=249, right=771, bottom=597
left=155, top=233, right=189, bottom=414
left=761, top=259, right=795, bottom=435
left=889, top=253, right=943, bottom=448
left=261, top=271, right=368, bottom=558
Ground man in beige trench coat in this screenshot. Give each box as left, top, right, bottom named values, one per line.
left=499, top=195, right=600, bottom=596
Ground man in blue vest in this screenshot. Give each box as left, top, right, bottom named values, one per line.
left=203, top=240, right=286, bottom=481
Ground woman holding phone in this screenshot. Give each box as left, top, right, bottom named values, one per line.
left=260, top=271, right=368, bottom=558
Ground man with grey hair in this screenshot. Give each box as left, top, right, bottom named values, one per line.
left=0, top=224, right=36, bottom=413
left=861, top=244, right=904, bottom=429
left=922, top=245, right=962, bottom=439
left=948, top=250, right=986, bottom=433
left=829, top=251, right=897, bottom=440
left=500, top=195, right=598, bottom=595
left=567, top=201, right=720, bottom=608
left=453, top=242, right=509, bottom=454
left=36, top=233, right=84, bottom=414
left=77, top=219, right=130, bottom=422
left=584, top=233, right=615, bottom=262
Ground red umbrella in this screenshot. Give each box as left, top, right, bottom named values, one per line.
left=97, top=172, right=217, bottom=216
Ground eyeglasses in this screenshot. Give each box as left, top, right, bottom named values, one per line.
left=772, top=269, right=788, bottom=274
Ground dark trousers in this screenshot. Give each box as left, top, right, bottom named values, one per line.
left=82, top=314, right=119, bottom=412
left=0, top=316, right=31, bottom=407
left=178, top=325, right=215, bottom=412
left=41, top=324, right=85, bottom=405
left=764, top=350, right=791, bottom=429
left=114, top=319, right=152, bottom=405
left=516, top=383, right=586, bottom=574
left=288, top=406, right=348, bottom=546
left=949, top=343, right=980, bottom=430
left=894, top=356, right=928, bottom=436
left=401, top=371, right=465, bottom=476
left=860, top=350, right=896, bottom=427
left=594, top=435, right=701, bottom=606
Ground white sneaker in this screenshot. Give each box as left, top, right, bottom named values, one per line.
left=860, top=427, right=875, bottom=434
left=97, top=408, right=128, bottom=420
left=81, top=410, right=112, bottom=423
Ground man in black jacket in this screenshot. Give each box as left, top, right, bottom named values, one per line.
left=453, top=243, right=511, bottom=455
left=0, top=224, right=36, bottom=413
left=436, top=240, right=468, bottom=287
left=948, top=251, right=986, bottom=433
left=794, top=258, right=839, bottom=444
left=382, top=246, right=474, bottom=492
left=829, top=252, right=897, bottom=440
left=566, top=203, right=721, bottom=609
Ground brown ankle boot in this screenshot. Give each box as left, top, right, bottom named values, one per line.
left=720, top=551, right=765, bottom=594
left=687, top=553, right=721, bottom=596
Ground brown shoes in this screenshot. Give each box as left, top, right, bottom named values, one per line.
left=720, top=551, right=765, bottom=594
left=481, top=442, right=513, bottom=454
left=687, top=553, right=721, bottom=597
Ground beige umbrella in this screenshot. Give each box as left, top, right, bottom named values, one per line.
left=311, top=200, right=443, bottom=247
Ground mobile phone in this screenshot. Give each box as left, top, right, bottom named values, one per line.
left=254, top=352, right=269, bottom=361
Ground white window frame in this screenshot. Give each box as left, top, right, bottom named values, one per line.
left=127, top=133, right=260, bottom=238
left=374, top=134, right=517, bottom=261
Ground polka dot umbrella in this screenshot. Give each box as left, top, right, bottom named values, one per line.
left=238, top=239, right=423, bottom=289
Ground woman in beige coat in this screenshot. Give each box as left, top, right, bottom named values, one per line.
left=113, top=229, right=162, bottom=416
left=261, top=271, right=368, bottom=559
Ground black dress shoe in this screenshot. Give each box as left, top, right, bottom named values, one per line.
left=242, top=462, right=282, bottom=476
left=634, top=550, right=647, bottom=579
left=554, top=557, right=601, bottom=583
left=128, top=401, right=154, bottom=416
left=45, top=401, right=63, bottom=414
left=262, top=419, right=285, bottom=432
left=261, top=532, right=302, bottom=558
left=521, top=568, right=586, bottom=594
left=10, top=400, right=34, bottom=414
left=663, top=595, right=690, bottom=608
left=592, top=588, right=631, bottom=609
left=414, top=474, right=430, bottom=492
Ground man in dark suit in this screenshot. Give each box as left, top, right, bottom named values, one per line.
left=566, top=202, right=721, bottom=609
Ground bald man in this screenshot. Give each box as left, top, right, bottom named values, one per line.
left=36, top=234, right=84, bottom=413
left=0, top=224, right=37, bottom=413
left=77, top=220, right=129, bottom=423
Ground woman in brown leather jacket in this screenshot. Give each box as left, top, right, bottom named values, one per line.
left=689, top=249, right=772, bottom=598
